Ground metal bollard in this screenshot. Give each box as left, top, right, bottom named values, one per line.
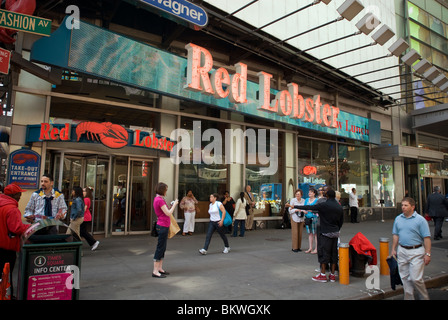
left=379, top=238, right=390, bottom=276
left=338, top=243, right=350, bottom=285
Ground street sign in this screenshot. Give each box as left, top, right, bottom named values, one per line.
left=139, top=0, right=208, bottom=28
left=0, top=47, right=11, bottom=74
left=0, top=9, right=51, bottom=36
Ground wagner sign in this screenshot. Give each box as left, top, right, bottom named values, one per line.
left=139, top=0, right=208, bottom=28
left=26, top=122, right=174, bottom=152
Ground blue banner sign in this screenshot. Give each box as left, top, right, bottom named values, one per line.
left=139, top=0, right=208, bottom=28
left=7, top=149, right=41, bottom=189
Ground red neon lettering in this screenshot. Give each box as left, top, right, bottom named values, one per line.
left=229, top=62, right=247, bottom=104
left=305, top=98, right=315, bottom=123
left=184, top=43, right=214, bottom=95
left=322, top=104, right=332, bottom=127
left=39, top=123, right=50, bottom=140
left=211, top=67, right=230, bottom=99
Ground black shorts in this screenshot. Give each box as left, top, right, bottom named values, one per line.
left=319, top=235, right=339, bottom=265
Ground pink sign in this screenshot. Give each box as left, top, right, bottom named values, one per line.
left=27, top=273, right=72, bottom=300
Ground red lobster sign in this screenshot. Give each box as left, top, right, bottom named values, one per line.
left=38, top=122, right=174, bottom=152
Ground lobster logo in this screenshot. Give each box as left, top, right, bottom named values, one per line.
left=76, top=122, right=129, bottom=149
left=302, top=165, right=317, bottom=176
left=12, top=152, right=37, bottom=164
left=0, top=0, right=36, bottom=44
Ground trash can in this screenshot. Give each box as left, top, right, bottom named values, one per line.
left=17, top=219, right=82, bottom=300
left=349, top=246, right=371, bottom=277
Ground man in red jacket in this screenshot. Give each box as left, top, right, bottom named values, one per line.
left=0, top=184, right=30, bottom=298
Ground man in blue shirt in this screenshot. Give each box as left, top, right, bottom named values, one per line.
left=391, top=197, right=431, bottom=300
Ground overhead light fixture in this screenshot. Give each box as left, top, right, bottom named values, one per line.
left=337, top=0, right=364, bottom=21
left=439, top=82, right=448, bottom=93
left=423, top=66, right=440, bottom=81
left=320, top=0, right=332, bottom=4
left=432, top=74, right=448, bottom=87
left=413, top=59, right=432, bottom=74
left=388, top=38, right=409, bottom=57
left=371, top=25, right=395, bottom=46
left=356, top=13, right=381, bottom=35
left=401, top=49, right=421, bottom=66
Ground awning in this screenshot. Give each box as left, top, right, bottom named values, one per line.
left=411, top=103, right=448, bottom=137
left=371, top=144, right=444, bottom=163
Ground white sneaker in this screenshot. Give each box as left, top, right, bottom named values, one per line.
left=199, top=249, right=207, bottom=255
left=223, top=247, right=230, bottom=254
left=91, top=241, right=100, bottom=251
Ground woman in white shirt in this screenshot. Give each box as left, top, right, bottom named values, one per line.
left=199, top=193, right=230, bottom=255
left=232, top=192, right=247, bottom=237
left=289, top=189, right=305, bottom=252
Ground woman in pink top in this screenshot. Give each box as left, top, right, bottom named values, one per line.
left=80, top=187, right=99, bottom=251
left=153, top=182, right=178, bottom=278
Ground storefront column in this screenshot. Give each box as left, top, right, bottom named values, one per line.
left=159, top=96, right=179, bottom=216
left=391, top=107, right=405, bottom=204
left=11, top=49, right=52, bottom=213
left=228, top=123, right=244, bottom=199
left=285, top=132, right=297, bottom=200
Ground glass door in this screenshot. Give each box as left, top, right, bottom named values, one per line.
left=128, top=159, right=153, bottom=232
left=112, top=156, right=128, bottom=233
left=85, top=156, right=109, bottom=234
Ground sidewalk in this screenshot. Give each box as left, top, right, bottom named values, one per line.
left=78, top=219, right=448, bottom=300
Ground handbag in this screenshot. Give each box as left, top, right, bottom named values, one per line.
left=220, top=210, right=233, bottom=227
left=168, top=215, right=180, bottom=239
left=151, top=221, right=158, bottom=237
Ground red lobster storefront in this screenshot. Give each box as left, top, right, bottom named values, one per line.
left=25, top=121, right=174, bottom=236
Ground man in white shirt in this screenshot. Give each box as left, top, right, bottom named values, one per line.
left=349, top=188, right=359, bottom=223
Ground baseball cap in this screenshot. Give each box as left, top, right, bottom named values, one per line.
left=4, top=184, right=27, bottom=195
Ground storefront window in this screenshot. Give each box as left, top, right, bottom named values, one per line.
left=338, top=145, right=370, bottom=207
left=245, top=129, right=283, bottom=216
left=177, top=117, right=228, bottom=219
left=298, top=138, right=336, bottom=196
left=371, top=159, right=395, bottom=207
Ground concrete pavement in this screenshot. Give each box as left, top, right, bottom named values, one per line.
left=77, top=219, right=448, bottom=300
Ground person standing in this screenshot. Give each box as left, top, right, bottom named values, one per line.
left=244, top=185, right=255, bottom=231
left=222, top=191, right=235, bottom=234
left=199, top=193, right=230, bottom=255
left=80, top=187, right=99, bottom=251
left=24, top=173, right=67, bottom=223
left=0, top=184, right=30, bottom=298
left=153, top=182, right=178, bottom=278
left=232, top=192, right=247, bottom=237
left=304, top=188, right=318, bottom=254
left=180, top=189, right=198, bottom=236
left=425, top=186, right=448, bottom=240
left=349, top=188, right=359, bottom=223
left=391, top=197, right=431, bottom=300
left=288, top=189, right=305, bottom=252
left=294, top=189, right=344, bottom=283
left=67, top=187, right=84, bottom=238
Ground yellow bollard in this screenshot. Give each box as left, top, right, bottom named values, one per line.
left=338, top=243, right=350, bottom=285
left=379, top=238, right=390, bottom=276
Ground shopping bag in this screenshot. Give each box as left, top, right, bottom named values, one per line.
left=220, top=210, right=233, bottom=227
left=168, top=215, right=180, bottom=238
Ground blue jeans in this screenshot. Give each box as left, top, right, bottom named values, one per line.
left=233, top=219, right=245, bottom=237
left=203, top=221, right=229, bottom=250
left=154, top=225, right=169, bottom=261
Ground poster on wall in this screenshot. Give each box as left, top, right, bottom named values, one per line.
left=7, top=149, right=41, bottom=189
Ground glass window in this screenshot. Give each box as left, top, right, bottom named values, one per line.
left=245, top=129, right=283, bottom=216
left=418, top=134, right=439, bottom=151
left=430, top=32, right=448, bottom=54
left=408, top=2, right=429, bottom=26
left=177, top=117, right=228, bottom=219
left=338, top=145, right=370, bottom=207
left=409, top=20, right=431, bottom=43
left=371, top=160, right=395, bottom=207
left=298, top=138, right=337, bottom=195
left=410, top=39, right=432, bottom=62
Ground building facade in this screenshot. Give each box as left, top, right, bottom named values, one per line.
left=3, top=0, right=447, bottom=236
